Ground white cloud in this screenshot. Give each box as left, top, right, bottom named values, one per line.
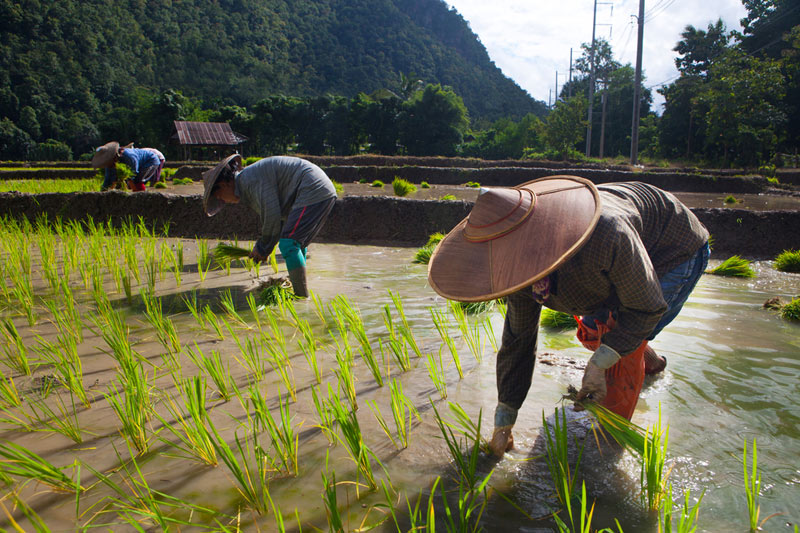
left=445, top=0, right=747, bottom=111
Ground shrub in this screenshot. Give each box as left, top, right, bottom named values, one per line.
left=707, top=255, right=756, bottom=277
left=370, top=180, right=384, bottom=188
left=30, top=139, right=72, bottom=161
left=172, top=177, right=193, bottom=185
left=161, top=168, right=177, bottom=179
left=780, top=298, right=800, bottom=321
left=392, top=177, right=416, bottom=196
left=153, top=182, right=167, bottom=189
left=774, top=250, right=800, bottom=273
left=767, top=177, right=780, bottom=185
left=331, top=180, right=343, bottom=196
left=358, top=178, right=369, bottom=184
left=421, top=181, right=431, bottom=189
left=244, top=156, right=262, bottom=166
left=440, top=194, right=457, bottom=201
left=464, top=181, right=481, bottom=188
left=724, top=195, right=738, bottom=204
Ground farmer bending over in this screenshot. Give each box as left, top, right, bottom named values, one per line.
left=92, top=141, right=162, bottom=192
left=202, top=155, right=337, bottom=297
left=427, top=176, right=709, bottom=457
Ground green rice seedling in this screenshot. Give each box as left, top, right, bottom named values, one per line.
left=1, top=318, right=32, bottom=375
left=367, top=399, right=400, bottom=449
left=427, top=348, right=448, bottom=399
left=565, top=385, right=646, bottom=455
left=642, top=404, right=670, bottom=512
left=743, top=439, right=779, bottom=531
left=297, top=317, right=323, bottom=384
left=196, top=239, right=212, bottom=281
left=141, top=290, right=182, bottom=358
left=780, top=298, right=800, bottom=321
left=388, top=290, right=422, bottom=358
left=412, top=232, right=445, bottom=264
left=449, top=300, right=484, bottom=363
left=496, top=297, right=508, bottom=319
left=392, top=176, right=417, bottom=196
left=11, top=277, right=37, bottom=326
left=248, top=387, right=299, bottom=476
left=445, top=402, right=487, bottom=453
left=321, top=451, right=345, bottom=531
left=707, top=255, right=756, bottom=277
left=185, top=343, right=236, bottom=401
left=264, top=343, right=297, bottom=402
left=421, top=181, right=431, bottom=188
left=233, top=334, right=268, bottom=382
left=541, top=309, right=578, bottom=329
left=257, top=277, right=298, bottom=307
left=172, top=177, right=193, bottom=185
left=333, top=295, right=383, bottom=386
left=311, top=290, right=330, bottom=325
left=482, top=315, right=499, bottom=352
left=332, top=336, right=358, bottom=411
left=332, top=179, right=344, bottom=195
left=86, top=444, right=225, bottom=530
left=774, top=249, right=800, bottom=273
left=660, top=485, right=705, bottom=533
left=219, top=288, right=248, bottom=327
left=202, top=304, right=225, bottom=339
left=430, top=402, right=494, bottom=530
left=182, top=290, right=205, bottom=329
left=0, top=376, right=21, bottom=408
left=0, top=489, right=50, bottom=531
left=456, top=299, right=496, bottom=315
left=246, top=292, right=263, bottom=329
left=312, top=384, right=337, bottom=443
left=382, top=337, right=411, bottom=373
left=431, top=307, right=463, bottom=379
left=552, top=482, right=600, bottom=533
left=35, top=333, right=90, bottom=408
left=328, top=392, right=378, bottom=491
left=155, top=376, right=218, bottom=466
left=389, top=378, right=420, bottom=448
left=209, top=425, right=274, bottom=515
left=106, top=358, right=153, bottom=454
left=371, top=180, right=385, bottom=187
left=0, top=440, right=83, bottom=493
left=269, top=246, right=279, bottom=274
left=464, top=181, right=481, bottom=188
left=724, top=195, right=738, bottom=204
left=26, top=391, right=84, bottom=443
left=543, top=407, right=585, bottom=506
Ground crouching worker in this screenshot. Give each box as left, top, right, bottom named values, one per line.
left=92, top=142, right=161, bottom=191
left=427, top=177, right=709, bottom=457
left=202, top=155, right=337, bottom=297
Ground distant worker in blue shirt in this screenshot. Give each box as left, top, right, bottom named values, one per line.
left=202, top=154, right=338, bottom=297
left=91, top=142, right=162, bottom=191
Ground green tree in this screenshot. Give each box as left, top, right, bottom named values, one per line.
left=398, top=84, right=469, bottom=156
left=698, top=49, right=786, bottom=166
left=544, top=96, right=587, bottom=160
left=0, top=118, right=34, bottom=159
left=18, top=106, right=40, bottom=140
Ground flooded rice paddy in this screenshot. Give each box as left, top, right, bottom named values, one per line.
left=1, top=223, right=798, bottom=531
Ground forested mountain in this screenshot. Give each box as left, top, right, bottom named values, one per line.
left=0, top=0, right=542, bottom=133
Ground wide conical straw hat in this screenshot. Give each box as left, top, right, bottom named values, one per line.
left=428, top=175, right=601, bottom=302
left=202, top=154, right=242, bottom=216
left=91, top=141, right=119, bottom=168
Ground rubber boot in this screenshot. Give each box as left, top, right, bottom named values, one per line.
left=643, top=345, right=667, bottom=375
left=287, top=266, right=309, bottom=298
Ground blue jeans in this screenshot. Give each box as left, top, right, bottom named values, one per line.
left=581, top=243, right=710, bottom=340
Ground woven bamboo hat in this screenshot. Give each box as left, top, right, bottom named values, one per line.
left=202, top=154, right=242, bottom=216
left=428, top=175, right=601, bottom=302
left=91, top=141, right=119, bottom=168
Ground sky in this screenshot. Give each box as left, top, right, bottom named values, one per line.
left=444, top=0, right=748, bottom=112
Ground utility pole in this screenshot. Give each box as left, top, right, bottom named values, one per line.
left=568, top=48, right=573, bottom=97
left=630, top=0, right=645, bottom=165
left=599, top=81, right=607, bottom=158
left=555, top=71, right=559, bottom=103
left=585, top=0, right=598, bottom=157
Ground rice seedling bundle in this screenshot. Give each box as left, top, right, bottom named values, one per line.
left=541, top=309, right=578, bottom=329
left=564, top=385, right=646, bottom=455
left=256, top=277, right=298, bottom=307
left=464, top=181, right=481, bottom=188
left=707, top=255, right=756, bottom=277
left=213, top=243, right=251, bottom=264
left=371, top=180, right=385, bottom=187
left=440, top=194, right=457, bottom=201
left=412, top=232, right=444, bottom=264
left=774, top=249, right=800, bottom=273
left=780, top=298, right=800, bottom=321
left=392, top=176, right=417, bottom=196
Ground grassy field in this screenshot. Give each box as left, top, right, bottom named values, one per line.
left=0, top=179, right=100, bottom=193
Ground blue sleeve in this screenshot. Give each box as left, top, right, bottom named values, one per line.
left=120, top=150, right=139, bottom=176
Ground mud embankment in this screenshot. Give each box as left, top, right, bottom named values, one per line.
left=0, top=191, right=797, bottom=259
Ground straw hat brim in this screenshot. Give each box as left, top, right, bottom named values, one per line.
left=202, top=154, right=242, bottom=216
left=91, top=142, right=119, bottom=168
left=427, top=175, right=601, bottom=302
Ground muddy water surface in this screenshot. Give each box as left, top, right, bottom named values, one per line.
left=2, top=240, right=799, bottom=532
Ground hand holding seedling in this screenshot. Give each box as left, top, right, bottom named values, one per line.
left=249, top=248, right=266, bottom=262
left=574, top=361, right=607, bottom=409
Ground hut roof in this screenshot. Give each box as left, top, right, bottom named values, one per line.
left=172, top=121, right=247, bottom=146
